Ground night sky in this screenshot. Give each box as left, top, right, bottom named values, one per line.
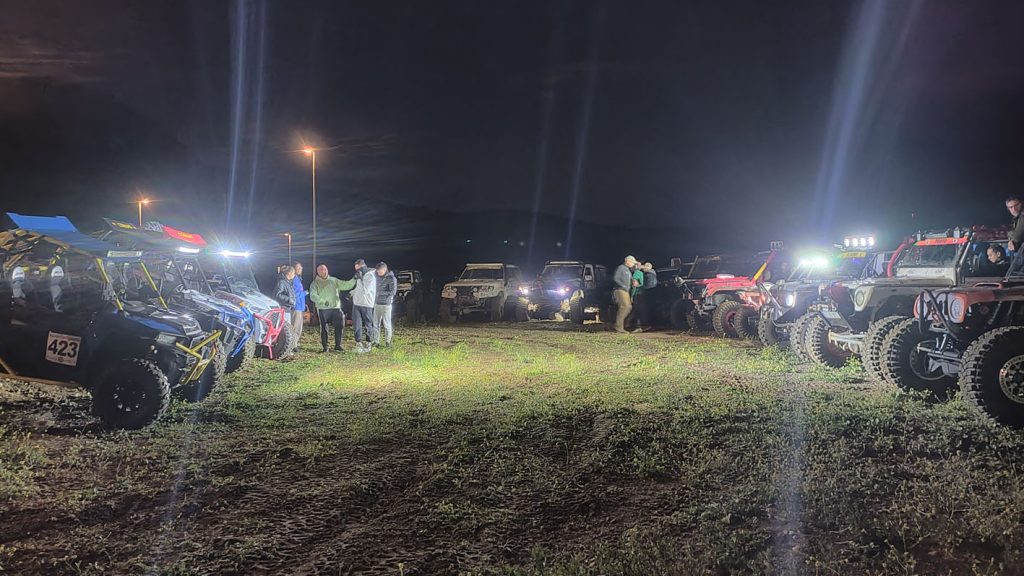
left=2, top=0, right=1024, bottom=267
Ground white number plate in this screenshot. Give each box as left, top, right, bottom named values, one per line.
left=45, top=332, right=81, bottom=366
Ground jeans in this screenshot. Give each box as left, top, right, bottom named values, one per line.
left=613, top=289, right=632, bottom=332
left=353, top=305, right=376, bottom=343
left=290, top=310, right=304, bottom=351
left=373, top=304, right=393, bottom=345
left=318, top=308, right=345, bottom=350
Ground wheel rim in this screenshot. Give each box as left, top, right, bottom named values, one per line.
left=110, top=376, right=148, bottom=414
left=998, top=354, right=1024, bottom=405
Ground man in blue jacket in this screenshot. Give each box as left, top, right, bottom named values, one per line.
left=290, top=262, right=307, bottom=354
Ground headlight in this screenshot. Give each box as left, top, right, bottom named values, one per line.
left=784, top=293, right=796, bottom=308
left=518, top=285, right=530, bottom=295
left=441, top=286, right=457, bottom=298
left=948, top=294, right=968, bottom=324
left=155, top=332, right=179, bottom=346
left=476, top=285, right=498, bottom=295
left=853, top=287, right=871, bottom=310
left=557, top=286, right=570, bottom=296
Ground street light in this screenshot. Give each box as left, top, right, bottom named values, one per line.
left=137, top=198, right=150, bottom=227
left=283, top=232, right=292, bottom=264
left=303, top=147, right=317, bottom=266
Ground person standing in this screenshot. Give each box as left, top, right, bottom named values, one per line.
left=309, top=264, right=355, bottom=352
left=374, top=262, right=397, bottom=347
left=274, top=266, right=297, bottom=356
left=640, top=262, right=658, bottom=330
left=290, top=262, right=307, bottom=354
left=1005, top=196, right=1024, bottom=276
left=351, top=259, right=377, bottom=353
left=612, top=256, right=637, bottom=333
left=629, top=261, right=646, bottom=332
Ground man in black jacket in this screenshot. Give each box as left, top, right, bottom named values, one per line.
left=374, top=262, right=398, bottom=347
left=612, top=255, right=637, bottom=333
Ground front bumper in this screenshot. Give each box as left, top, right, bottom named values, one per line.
left=819, top=310, right=863, bottom=354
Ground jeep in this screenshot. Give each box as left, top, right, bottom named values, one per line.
left=804, top=226, right=1010, bottom=374
left=516, top=261, right=610, bottom=324
left=395, top=269, right=425, bottom=323
left=881, top=271, right=1024, bottom=425
left=439, top=263, right=523, bottom=322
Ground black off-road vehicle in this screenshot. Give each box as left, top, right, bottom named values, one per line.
left=395, top=269, right=425, bottom=323
left=516, top=261, right=610, bottom=324
left=0, top=214, right=221, bottom=429
left=756, top=239, right=890, bottom=348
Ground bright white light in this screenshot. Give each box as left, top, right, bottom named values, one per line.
left=799, top=259, right=812, bottom=267
left=220, top=250, right=251, bottom=258
left=518, top=285, right=530, bottom=295
left=177, top=247, right=201, bottom=254
left=868, top=236, right=876, bottom=247
left=558, top=286, right=570, bottom=295
left=843, top=238, right=851, bottom=247
left=813, top=257, right=829, bottom=268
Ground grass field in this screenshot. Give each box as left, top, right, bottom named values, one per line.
left=3, top=322, right=1024, bottom=575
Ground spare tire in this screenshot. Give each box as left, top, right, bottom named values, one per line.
left=712, top=300, right=743, bottom=338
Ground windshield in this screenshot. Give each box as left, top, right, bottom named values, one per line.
left=202, top=255, right=259, bottom=293
left=834, top=255, right=869, bottom=278
left=896, top=244, right=960, bottom=269
left=397, top=272, right=414, bottom=284
left=540, top=265, right=583, bottom=280
left=460, top=267, right=503, bottom=280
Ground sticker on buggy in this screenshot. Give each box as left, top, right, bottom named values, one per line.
left=45, top=332, right=81, bottom=366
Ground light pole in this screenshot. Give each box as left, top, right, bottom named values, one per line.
left=303, top=148, right=317, bottom=266
left=283, top=232, right=292, bottom=264
left=137, top=198, right=150, bottom=227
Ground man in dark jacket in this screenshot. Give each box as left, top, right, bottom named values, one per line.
left=1005, top=196, right=1024, bottom=277
left=612, top=255, right=637, bottom=333
left=374, top=262, right=398, bottom=346
left=274, top=266, right=297, bottom=311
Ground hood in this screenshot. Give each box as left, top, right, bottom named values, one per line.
left=444, top=279, right=504, bottom=289
left=183, top=289, right=244, bottom=317
left=121, top=301, right=204, bottom=337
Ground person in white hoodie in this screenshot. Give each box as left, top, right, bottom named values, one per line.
left=351, top=259, right=377, bottom=353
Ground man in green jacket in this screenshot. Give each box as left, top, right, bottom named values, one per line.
left=310, top=264, right=356, bottom=352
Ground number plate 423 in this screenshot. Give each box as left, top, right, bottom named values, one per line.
left=45, top=332, right=81, bottom=366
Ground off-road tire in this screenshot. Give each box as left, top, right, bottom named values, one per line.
left=960, top=326, right=1024, bottom=427
left=805, top=314, right=850, bottom=368
left=862, top=316, right=906, bottom=383
left=789, top=313, right=814, bottom=362
left=686, top=309, right=710, bottom=334
left=177, top=345, right=228, bottom=403
left=439, top=300, right=456, bottom=323
left=514, top=305, right=529, bottom=322
left=489, top=296, right=504, bottom=323
left=880, top=318, right=955, bottom=396
left=669, top=299, right=691, bottom=330
left=733, top=306, right=759, bottom=340
left=91, top=358, right=170, bottom=430
left=712, top=300, right=743, bottom=338
left=269, top=322, right=295, bottom=360
left=570, top=299, right=585, bottom=325
left=225, top=335, right=256, bottom=373
left=757, top=312, right=786, bottom=349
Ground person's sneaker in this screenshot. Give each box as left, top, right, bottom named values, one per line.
left=333, top=346, right=344, bottom=352
left=614, top=327, right=628, bottom=334
left=319, top=348, right=328, bottom=353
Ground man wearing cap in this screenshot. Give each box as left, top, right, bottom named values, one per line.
left=612, top=255, right=637, bottom=333
left=351, top=259, right=377, bottom=353
left=374, top=262, right=398, bottom=347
